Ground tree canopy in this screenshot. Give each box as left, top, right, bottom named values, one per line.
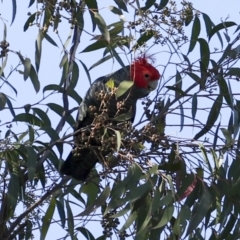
left=1, top=0, right=240, bottom=239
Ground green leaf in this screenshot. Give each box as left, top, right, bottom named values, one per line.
left=158, top=0, right=169, bottom=10
left=59, top=52, right=68, bottom=68
left=85, top=0, right=98, bottom=31
left=141, top=0, right=156, bottom=11
left=11, top=0, right=17, bottom=25
left=23, top=13, right=36, bottom=31
left=68, top=61, right=79, bottom=91
left=153, top=205, right=174, bottom=229
left=0, top=92, right=7, bottom=110
left=94, top=12, right=110, bottom=42
left=184, top=8, right=193, bottom=26
left=47, top=103, right=75, bottom=126
left=81, top=40, right=106, bottom=53
left=186, top=186, right=212, bottom=236
left=120, top=211, right=137, bottom=232
left=40, top=126, right=62, bottom=155
left=25, top=220, right=33, bottom=240
left=208, top=22, right=237, bottom=41
left=56, top=200, right=66, bottom=228
left=76, top=227, right=96, bottom=240
left=28, top=0, right=35, bottom=7
left=192, top=94, right=197, bottom=122
left=175, top=70, right=182, bottom=98
left=79, top=60, right=91, bottom=85
left=116, top=81, right=134, bottom=98
left=32, top=107, right=51, bottom=127
left=13, top=113, right=44, bottom=127
left=8, top=173, right=19, bottom=214
left=35, top=30, right=43, bottom=72
left=77, top=186, right=110, bottom=217
left=44, top=33, right=58, bottom=47
left=198, top=38, right=210, bottom=69
left=188, top=16, right=201, bottom=54
left=218, top=75, right=232, bottom=108
left=109, top=6, right=123, bottom=15
left=105, top=79, right=115, bottom=89
left=43, top=84, right=82, bottom=104
left=29, top=64, right=40, bottom=93
left=226, top=67, right=240, bottom=77
left=202, top=13, right=212, bottom=36
left=6, top=96, right=15, bottom=117
left=24, top=58, right=31, bottom=80
left=41, top=198, right=56, bottom=240
left=114, top=0, right=128, bottom=12
left=81, top=179, right=99, bottom=207
left=220, top=214, right=237, bottom=239
left=179, top=100, right=184, bottom=132
left=89, top=55, right=112, bottom=71
left=194, top=95, right=222, bottom=140
left=27, top=147, right=37, bottom=182
left=133, top=30, right=155, bottom=50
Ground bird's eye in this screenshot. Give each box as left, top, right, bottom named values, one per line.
left=144, top=73, right=150, bottom=79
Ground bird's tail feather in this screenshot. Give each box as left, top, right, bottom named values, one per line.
left=60, top=149, right=98, bottom=182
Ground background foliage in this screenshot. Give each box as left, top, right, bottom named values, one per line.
left=1, top=0, right=240, bottom=239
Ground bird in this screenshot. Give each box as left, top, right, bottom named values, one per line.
left=60, top=56, right=161, bottom=181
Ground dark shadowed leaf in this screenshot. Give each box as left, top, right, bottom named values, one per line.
left=11, top=0, right=17, bottom=25
left=13, top=113, right=44, bottom=127
left=68, top=61, right=79, bottom=91
left=186, top=186, right=211, bottom=236
left=192, top=94, right=197, bottom=122
left=47, top=103, right=75, bottom=126
left=0, top=92, right=7, bottom=110
left=175, top=70, right=182, bottom=98
left=79, top=60, right=91, bottom=85
left=76, top=227, right=96, bottom=240
left=85, top=0, right=98, bottom=31
left=114, top=0, right=128, bottom=12
left=218, top=75, right=232, bottom=108
left=133, top=30, right=155, bottom=50
left=194, top=95, right=222, bottom=140
left=6, top=96, right=15, bottom=117
left=179, top=100, right=184, bottom=132
left=56, top=200, right=66, bottom=228
left=158, top=0, right=169, bottom=10
left=23, top=12, right=36, bottom=31
left=32, top=107, right=51, bottom=127
left=208, top=22, right=237, bottom=41
left=40, top=126, right=62, bottom=155
left=198, top=38, right=210, bottom=69
left=226, top=67, right=240, bottom=77
left=59, top=52, right=68, bottom=68
left=141, top=0, right=156, bottom=11
left=44, top=33, right=58, bottom=47
left=43, top=84, right=82, bottom=104
left=29, top=64, right=40, bottom=93
left=202, top=13, right=212, bottom=36
left=41, top=197, right=56, bottom=240
left=188, top=16, right=201, bottom=54
left=27, top=147, right=37, bottom=182
left=66, top=200, right=74, bottom=238
left=7, top=173, right=19, bottom=214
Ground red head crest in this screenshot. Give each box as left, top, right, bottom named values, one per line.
left=130, top=55, right=160, bottom=89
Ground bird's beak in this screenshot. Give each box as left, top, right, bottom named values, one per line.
left=148, top=80, right=158, bottom=91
